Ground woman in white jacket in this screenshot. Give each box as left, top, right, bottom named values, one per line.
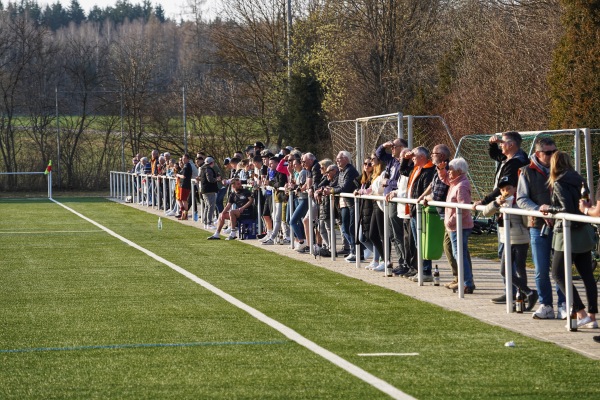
left=483, top=176, right=538, bottom=310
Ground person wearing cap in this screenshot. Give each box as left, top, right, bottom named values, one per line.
left=198, top=157, right=220, bottom=229
left=483, top=175, right=537, bottom=309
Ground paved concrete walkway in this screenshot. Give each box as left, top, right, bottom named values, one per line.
left=118, top=200, right=600, bottom=360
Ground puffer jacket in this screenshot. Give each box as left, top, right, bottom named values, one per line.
left=482, top=197, right=529, bottom=244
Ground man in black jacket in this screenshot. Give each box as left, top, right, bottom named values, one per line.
left=324, top=151, right=360, bottom=262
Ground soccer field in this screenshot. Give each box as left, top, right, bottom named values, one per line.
left=1, top=197, right=598, bottom=399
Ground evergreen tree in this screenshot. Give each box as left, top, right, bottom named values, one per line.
left=278, top=68, right=327, bottom=156
left=87, top=5, right=104, bottom=23
left=68, top=0, right=85, bottom=24
left=154, top=4, right=165, bottom=23
left=549, top=1, right=600, bottom=128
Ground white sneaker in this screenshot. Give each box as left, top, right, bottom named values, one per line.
left=262, top=238, right=275, bottom=245
left=295, top=242, right=308, bottom=253
left=206, top=224, right=216, bottom=230
left=532, top=304, right=555, bottom=320
left=345, top=254, right=356, bottom=263
left=223, top=228, right=231, bottom=235
left=366, top=260, right=378, bottom=270
left=557, top=303, right=568, bottom=320
left=372, top=262, right=385, bottom=272
left=225, top=234, right=237, bottom=241
left=280, top=238, right=291, bottom=245
left=165, top=210, right=175, bottom=216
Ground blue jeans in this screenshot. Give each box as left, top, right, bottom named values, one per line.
left=450, top=229, right=474, bottom=288
left=530, top=228, right=565, bottom=306
left=410, top=218, right=431, bottom=274
left=216, top=187, right=227, bottom=213
left=340, top=206, right=355, bottom=254
left=290, top=198, right=308, bottom=241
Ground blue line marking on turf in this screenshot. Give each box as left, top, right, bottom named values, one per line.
left=0, top=340, right=289, bottom=354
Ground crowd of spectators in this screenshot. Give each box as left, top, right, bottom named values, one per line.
left=128, top=135, right=600, bottom=336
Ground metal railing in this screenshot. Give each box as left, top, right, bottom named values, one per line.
left=109, top=170, right=600, bottom=331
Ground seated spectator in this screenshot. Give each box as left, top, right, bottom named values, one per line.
left=208, top=178, right=254, bottom=240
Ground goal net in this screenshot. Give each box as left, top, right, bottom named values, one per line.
left=455, top=129, right=599, bottom=201
left=0, top=172, right=53, bottom=199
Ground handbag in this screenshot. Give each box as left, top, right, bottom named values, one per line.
left=552, top=223, right=597, bottom=253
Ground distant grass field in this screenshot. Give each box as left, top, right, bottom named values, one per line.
left=1, top=197, right=599, bottom=399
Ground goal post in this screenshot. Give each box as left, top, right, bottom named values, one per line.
left=0, top=171, right=53, bottom=199
left=329, top=112, right=457, bottom=167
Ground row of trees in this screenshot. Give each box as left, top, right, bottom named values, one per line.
left=0, top=0, right=167, bottom=29
left=0, top=0, right=598, bottom=190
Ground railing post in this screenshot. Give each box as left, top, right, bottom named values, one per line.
left=563, top=218, right=574, bottom=331
left=329, top=193, right=336, bottom=260
left=416, top=203, right=423, bottom=286
left=383, top=197, right=389, bottom=268
left=308, top=195, right=315, bottom=255
left=503, top=211, right=513, bottom=314
left=456, top=207, right=464, bottom=298
left=288, top=190, right=295, bottom=249
left=354, top=195, right=360, bottom=267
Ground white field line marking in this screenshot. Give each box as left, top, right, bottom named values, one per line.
left=0, top=230, right=103, bottom=234
left=358, top=353, right=420, bottom=357
left=51, top=199, right=415, bottom=400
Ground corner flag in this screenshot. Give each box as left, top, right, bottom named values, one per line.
left=44, top=160, right=52, bottom=175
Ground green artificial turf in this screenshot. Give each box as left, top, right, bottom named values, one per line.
left=1, top=198, right=598, bottom=399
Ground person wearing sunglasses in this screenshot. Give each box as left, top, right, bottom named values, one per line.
left=516, top=137, right=566, bottom=320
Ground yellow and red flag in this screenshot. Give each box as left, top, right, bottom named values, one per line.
left=44, top=160, right=52, bottom=175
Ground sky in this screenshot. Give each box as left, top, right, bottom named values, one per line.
left=48, top=0, right=220, bottom=20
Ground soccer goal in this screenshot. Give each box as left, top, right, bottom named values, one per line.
left=328, top=112, right=457, bottom=166
left=455, top=128, right=599, bottom=202
left=0, top=171, right=53, bottom=199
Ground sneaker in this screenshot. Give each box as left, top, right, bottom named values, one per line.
left=372, top=262, right=385, bottom=271
left=295, top=243, right=309, bottom=253
left=577, top=316, right=593, bottom=328
left=582, top=320, right=599, bottom=329
left=223, top=228, right=231, bottom=235
left=206, top=224, right=216, bottom=230
left=491, top=294, right=507, bottom=304
left=532, top=304, right=555, bottom=320
left=345, top=254, right=357, bottom=263
left=225, top=234, right=237, bottom=241
left=411, top=274, right=433, bottom=282
left=366, top=260, right=379, bottom=270
left=557, top=303, right=568, bottom=320
left=404, top=268, right=417, bottom=278
left=207, top=234, right=220, bottom=240
left=261, top=238, right=275, bottom=245
left=526, top=290, right=539, bottom=312
left=165, top=210, right=175, bottom=216
left=280, top=238, right=291, bottom=245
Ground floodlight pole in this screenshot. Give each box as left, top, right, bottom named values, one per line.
left=183, top=86, right=188, bottom=154
left=120, top=87, right=125, bottom=171
left=286, top=0, right=292, bottom=82
left=55, top=86, right=61, bottom=188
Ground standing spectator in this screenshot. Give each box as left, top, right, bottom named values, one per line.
left=517, top=137, right=566, bottom=319
left=324, top=151, right=360, bottom=262
left=290, top=155, right=310, bottom=252
left=400, top=146, right=436, bottom=280
left=376, top=138, right=409, bottom=269
left=437, top=158, right=476, bottom=293
left=262, top=156, right=289, bottom=245
left=199, top=157, right=220, bottom=229
left=473, top=131, right=529, bottom=300
left=315, top=160, right=337, bottom=253
left=300, top=152, right=323, bottom=251
left=176, top=154, right=193, bottom=220
left=547, top=151, right=597, bottom=328
left=483, top=176, right=537, bottom=307
left=418, top=144, right=458, bottom=285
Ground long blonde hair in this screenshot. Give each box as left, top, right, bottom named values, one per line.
left=548, top=151, right=573, bottom=187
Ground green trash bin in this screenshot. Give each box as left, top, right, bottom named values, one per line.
left=421, top=206, right=445, bottom=260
